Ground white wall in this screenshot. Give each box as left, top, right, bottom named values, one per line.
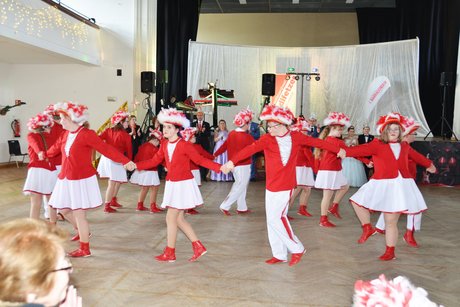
left=0, top=23, right=135, bottom=163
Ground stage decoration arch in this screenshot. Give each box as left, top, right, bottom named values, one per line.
left=187, top=38, right=429, bottom=135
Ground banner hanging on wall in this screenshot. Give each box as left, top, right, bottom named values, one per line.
left=272, top=74, right=297, bottom=113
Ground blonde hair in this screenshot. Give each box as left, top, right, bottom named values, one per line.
left=313, top=126, right=330, bottom=159
left=0, top=219, right=67, bottom=303
left=379, top=124, right=403, bottom=144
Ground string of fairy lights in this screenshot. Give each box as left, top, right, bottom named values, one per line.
left=0, top=0, right=89, bottom=48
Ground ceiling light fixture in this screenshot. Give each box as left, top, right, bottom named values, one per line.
left=293, top=0, right=300, bottom=4
left=346, top=0, right=354, bottom=4
left=239, top=0, right=247, bottom=4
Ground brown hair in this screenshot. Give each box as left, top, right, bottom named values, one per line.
left=112, top=122, right=125, bottom=131
left=313, top=126, right=331, bottom=159
left=0, top=219, right=67, bottom=303
left=379, top=124, right=403, bottom=144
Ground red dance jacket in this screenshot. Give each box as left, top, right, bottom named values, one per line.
left=213, top=130, right=255, bottom=166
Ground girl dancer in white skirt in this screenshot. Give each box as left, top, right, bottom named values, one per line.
left=180, top=127, right=215, bottom=215
left=373, top=118, right=432, bottom=248
left=345, top=113, right=436, bottom=260
left=313, top=112, right=353, bottom=227
left=97, top=110, right=132, bottom=213
left=132, top=108, right=226, bottom=262
left=213, top=108, right=255, bottom=216
left=223, top=105, right=345, bottom=266
left=130, top=129, right=163, bottom=212
left=44, top=102, right=131, bottom=258
left=289, top=117, right=315, bottom=217
left=23, top=113, right=58, bottom=220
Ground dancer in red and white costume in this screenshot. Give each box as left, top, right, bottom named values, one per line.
left=224, top=105, right=345, bottom=266
left=313, top=112, right=355, bottom=227
left=346, top=112, right=436, bottom=260
left=132, top=108, right=227, bottom=262
left=289, top=117, right=315, bottom=217
left=374, top=118, right=431, bottom=247
left=214, top=108, right=255, bottom=216
left=44, top=102, right=131, bottom=257
left=23, top=113, right=58, bottom=220
left=130, top=129, right=163, bottom=213
left=179, top=127, right=215, bottom=215
left=97, top=110, right=132, bottom=213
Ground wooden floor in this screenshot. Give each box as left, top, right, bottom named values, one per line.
left=1, top=166, right=459, bottom=306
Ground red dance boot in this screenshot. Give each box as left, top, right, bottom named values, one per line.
left=265, top=257, right=287, bottom=264
left=104, top=202, right=117, bottom=213
left=236, top=209, right=252, bottom=214
left=374, top=228, right=385, bottom=235
left=186, top=208, right=199, bottom=215
left=136, top=202, right=148, bottom=211
left=287, top=215, right=294, bottom=221
left=319, top=215, right=336, bottom=227
left=289, top=249, right=306, bottom=267
left=68, top=242, right=91, bottom=258
left=358, top=223, right=375, bottom=244
left=379, top=246, right=396, bottom=261
left=220, top=208, right=231, bottom=216
left=110, top=197, right=123, bottom=208
left=328, top=202, right=341, bottom=219
left=155, top=246, right=176, bottom=262
left=403, top=229, right=419, bottom=248
left=189, top=240, right=207, bottom=262
left=297, top=205, right=312, bottom=217
left=149, top=203, right=162, bottom=213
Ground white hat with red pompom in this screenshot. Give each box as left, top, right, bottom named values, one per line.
left=53, top=102, right=89, bottom=125
left=111, top=110, right=129, bottom=125
left=290, top=117, right=311, bottom=132
left=157, top=108, right=190, bottom=128
left=323, top=112, right=351, bottom=128
left=402, top=117, right=420, bottom=136
left=180, top=127, right=197, bottom=142
left=27, top=113, right=54, bottom=131
left=233, top=107, right=254, bottom=127
left=376, top=112, right=407, bottom=134
left=259, top=104, right=295, bottom=125
left=149, top=128, right=163, bottom=141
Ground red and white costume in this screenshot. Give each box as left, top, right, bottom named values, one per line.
left=97, top=111, right=132, bottom=183
left=291, top=118, right=315, bottom=187
left=191, top=143, right=215, bottom=186
left=346, top=119, right=432, bottom=214
left=130, top=141, right=160, bottom=187
left=47, top=103, right=130, bottom=210
left=230, top=106, right=341, bottom=261
left=314, top=112, right=351, bottom=190
left=375, top=118, right=430, bottom=230
left=23, top=113, right=58, bottom=195
left=214, top=108, right=255, bottom=212
left=137, top=138, right=221, bottom=210
left=136, top=109, right=221, bottom=210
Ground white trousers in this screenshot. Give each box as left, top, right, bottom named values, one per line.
left=220, top=165, right=251, bottom=211
left=265, top=189, right=305, bottom=261
left=375, top=212, right=422, bottom=231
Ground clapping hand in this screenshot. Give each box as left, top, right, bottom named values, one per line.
left=38, top=151, right=45, bottom=161
left=337, top=148, right=346, bottom=159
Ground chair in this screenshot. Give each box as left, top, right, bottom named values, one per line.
left=8, top=140, right=28, bottom=168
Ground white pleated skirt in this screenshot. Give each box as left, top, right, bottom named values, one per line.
left=349, top=174, right=427, bottom=214
left=296, top=166, right=315, bottom=187
left=48, top=175, right=102, bottom=210
left=97, top=155, right=128, bottom=183
left=341, top=157, right=367, bottom=188
left=161, top=178, right=203, bottom=210
left=192, top=169, right=201, bottom=186
left=314, top=170, right=348, bottom=190
left=23, top=167, right=58, bottom=195
left=130, top=170, right=160, bottom=187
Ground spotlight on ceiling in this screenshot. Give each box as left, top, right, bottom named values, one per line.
left=295, top=75, right=300, bottom=80
left=292, top=0, right=300, bottom=4
left=306, top=75, right=311, bottom=81
left=239, top=0, right=247, bottom=4
left=315, top=76, right=320, bottom=81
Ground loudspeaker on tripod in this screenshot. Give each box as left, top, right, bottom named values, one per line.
left=141, top=71, right=155, bottom=93
left=440, top=72, right=453, bottom=87
left=261, top=73, right=276, bottom=96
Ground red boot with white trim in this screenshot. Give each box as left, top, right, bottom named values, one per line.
left=68, top=242, right=91, bottom=258
left=319, top=215, right=336, bottom=227
left=189, top=240, right=207, bottom=262
left=328, top=202, right=341, bottom=219
left=104, top=203, right=117, bottom=213
left=136, top=202, right=148, bottom=211
left=403, top=229, right=419, bottom=248
left=110, top=197, right=123, bottom=208
left=297, top=205, right=312, bottom=217
left=358, top=223, right=375, bottom=244
left=155, top=246, right=176, bottom=262
left=149, top=203, right=162, bottom=213
left=379, top=246, right=396, bottom=261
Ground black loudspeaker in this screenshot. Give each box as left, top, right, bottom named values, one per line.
left=141, top=71, right=155, bottom=93
left=157, top=70, right=168, bottom=84
left=440, top=72, right=453, bottom=87
left=262, top=73, right=276, bottom=96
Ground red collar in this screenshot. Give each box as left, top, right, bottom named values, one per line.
left=70, top=126, right=84, bottom=134
left=168, top=137, right=180, bottom=144
left=276, top=130, right=290, bottom=138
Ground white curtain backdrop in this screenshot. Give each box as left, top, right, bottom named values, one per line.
left=187, top=38, right=429, bottom=135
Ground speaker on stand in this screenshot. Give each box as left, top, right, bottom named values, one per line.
left=424, top=72, right=458, bottom=141
left=140, top=71, right=156, bottom=139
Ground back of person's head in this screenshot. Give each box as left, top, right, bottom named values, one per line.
left=0, top=218, right=67, bottom=305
